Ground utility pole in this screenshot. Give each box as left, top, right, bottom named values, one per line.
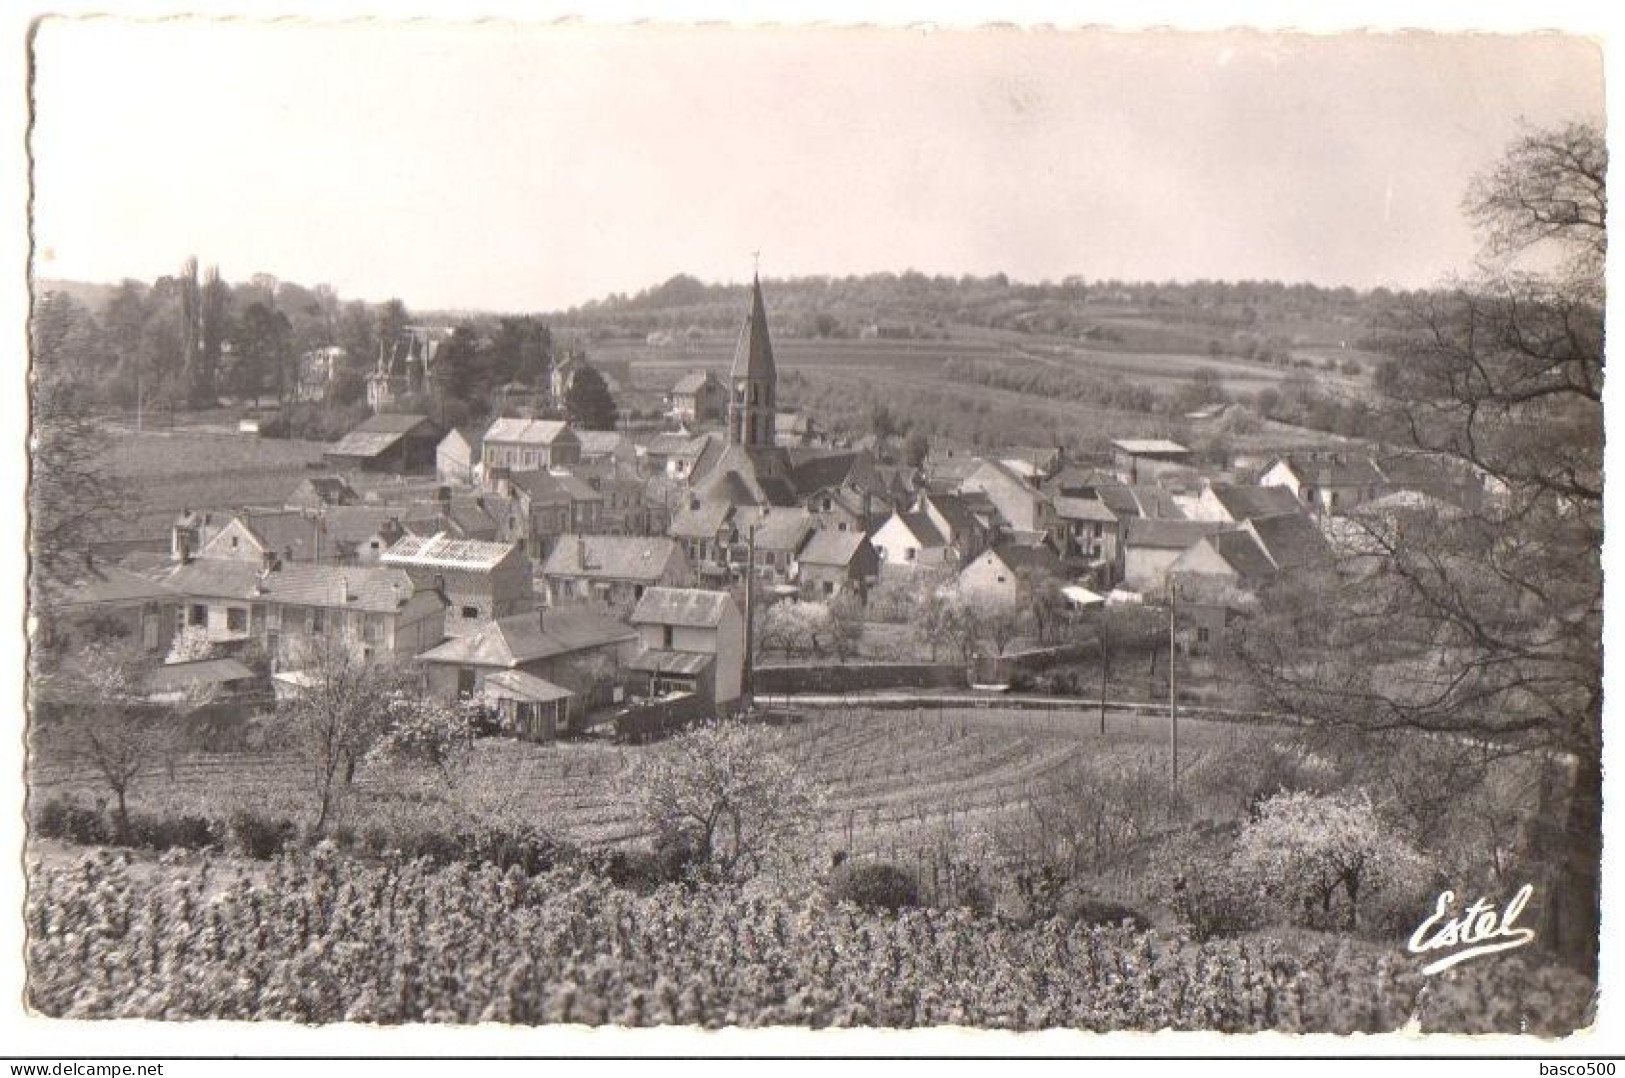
left=1168, top=576, right=1179, bottom=814
left=741, top=523, right=758, bottom=715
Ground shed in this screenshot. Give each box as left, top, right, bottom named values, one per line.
left=482, top=669, right=573, bottom=742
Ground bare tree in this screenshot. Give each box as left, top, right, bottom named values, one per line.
left=1235, top=120, right=1604, bottom=972
left=28, top=371, right=125, bottom=587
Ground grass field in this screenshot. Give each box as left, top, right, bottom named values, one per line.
left=29, top=706, right=1272, bottom=863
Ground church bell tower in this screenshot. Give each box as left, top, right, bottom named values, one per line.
left=727, top=274, right=777, bottom=450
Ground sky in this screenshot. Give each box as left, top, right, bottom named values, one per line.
left=29, top=21, right=1605, bottom=312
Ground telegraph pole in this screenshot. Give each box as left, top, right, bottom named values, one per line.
left=741, top=523, right=758, bottom=715
left=1168, top=576, right=1179, bottom=814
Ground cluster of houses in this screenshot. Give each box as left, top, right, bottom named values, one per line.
left=45, top=275, right=1489, bottom=739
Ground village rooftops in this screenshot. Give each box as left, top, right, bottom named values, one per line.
left=795, top=528, right=868, bottom=567
left=1273, top=453, right=1386, bottom=487
left=326, top=414, right=439, bottom=459
left=626, top=650, right=714, bottom=676
left=417, top=606, right=637, bottom=668
left=671, top=370, right=719, bottom=394
left=1246, top=512, right=1335, bottom=571
left=382, top=532, right=517, bottom=572
left=631, top=587, right=733, bottom=628
left=731, top=506, right=815, bottom=551
left=1053, top=496, right=1118, bottom=523
left=164, top=558, right=421, bottom=612
left=1207, top=530, right=1279, bottom=581
left=1208, top=483, right=1304, bottom=522
left=542, top=535, right=684, bottom=583
left=484, top=417, right=577, bottom=446
left=1112, top=438, right=1192, bottom=456
left=1124, top=518, right=1223, bottom=550
left=145, top=657, right=256, bottom=696
left=44, top=563, right=179, bottom=609
left=483, top=669, right=572, bottom=704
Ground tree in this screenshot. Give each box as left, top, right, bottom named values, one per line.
left=29, top=370, right=125, bottom=587
left=276, top=639, right=415, bottom=832
left=902, top=430, right=930, bottom=469
left=978, top=595, right=1028, bottom=658
left=565, top=363, right=619, bottom=431
left=43, top=643, right=186, bottom=842
left=825, top=592, right=865, bottom=660
left=1231, top=788, right=1428, bottom=931
left=366, top=693, right=479, bottom=783
left=1233, top=121, right=1603, bottom=972
left=232, top=301, right=293, bottom=405
left=630, top=720, right=822, bottom=885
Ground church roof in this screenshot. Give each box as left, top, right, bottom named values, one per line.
left=730, top=276, right=776, bottom=385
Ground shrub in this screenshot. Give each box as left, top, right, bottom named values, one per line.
left=830, top=860, right=920, bottom=912
left=226, top=809, right=299, bottom=860
left=127, top=812, right=216, bottom=852
left=1055, top=892, right=1150, bottom=930
left=32, top=796, right=111, bottom=846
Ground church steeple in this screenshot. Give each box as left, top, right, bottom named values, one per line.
left=727, top=274, right=777, bottom=449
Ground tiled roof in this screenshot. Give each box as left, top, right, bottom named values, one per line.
left=484, top=417, right=577, bottom=446
left=671, top=370, right=718, bottom=394
left=1247, top=513, right=1334, bottom=572
left=1128, top=486, right=1186, bottom=520
left=669, top=503, right=734, bottom=540
left=1053, top=496, right=1117, bottom=523
left=645, top=431, right=701, bottom=456
left=1209, top=483, right=1303, bottom=522
left=576, top=431, right=631, bottom=456
left=923, top=492, right=983, bottom=539
left=627, top=649, right=714, bottom=676
left=541, top=535, right=683, bottom=582
left=164, top=558, right=423, bottom=613
left=161, top=558, right=268, bottom=598
left=1094, top=483, right=1142, bottom=519
left=631, top=587, right=733, bottom=628
left=795, top=528, right=867, bottom=566
left=787, top=451, right=863, bottom=496
left=483, top=669, right=572, bottom=703
left=145, top=657, right=255, bottom=694
left=418, top=606, right=636, bottom=667
left=1124, top=519, right=1223, bottom=550
left=1278, top=454, right=1386, bottom=488
left=1112, top=438, right=1190, bottom=456
left=991, top=543, right=1063, bottom=577
left=354, top=413, right=436, bottom=435
left=326, top=430, right=408, bottom=460
left=1209, top=530, right=1278, bottom=581
left=731, top=506, right=815, bottom=552
left=896, top=511, right=946, bottom=548
left=46, top=563, right=179, bottom=608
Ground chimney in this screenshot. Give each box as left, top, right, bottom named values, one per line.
left=338, top=574, right=352, bottom=603
left=261, top=549, right=280, bottom=573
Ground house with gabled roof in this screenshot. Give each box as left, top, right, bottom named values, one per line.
left=959, top=457, right=1057, bottom=538
left=541, top=535, right=694, bottom=610
left=1110, top=438, right=1193, bottom=484
left=1169, top=529, right=1279, bottom=588
left=1259, top=453, right=1386, bottom=517
left=285, top=476, right=360, bottom=510
left=1052, top=494, right=1122, bottom=585
left=1190, top=482, right=1306, bottom=524
left=1243, top=512, right=1335, bottom=573
left=795, top=528, right=879, bottom=600
left=436, top=427, right=481, bottom=487
left=38, top=559, right=181, bottom=656
left=162, top=557, right=446, bottom=662
left=325, top=413, right=443, bottom=474
left=1122, top=518, right=1226, bottom=589
left=381, top=532, right=532, bottom=638
left=416, top=605, right=640, bottom=726
left=481, top=417, right=582, bottom=474
left=870, top=509, right=954, bottom=576
left=627, top=587, right=744, bottom=708
left=667, top=369, right=728, bottom=426
left=958, top=543, right=1066, bottom=605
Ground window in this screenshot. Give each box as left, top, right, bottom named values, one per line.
left=229, top=535, right=240, bottom=550
left=1196, top=626, right=1211, bottom=644
left=226, top=607, right=248, bottom=633
left=461, top=605, right=479, bottom=619
left=662, top=625, right=674, bottom=648
left=905, top=548, right=917, bottom=563
left=310, top=608, right=326, bottom=635
left=822, top=497, right=833, bottom=511
left=188, top=604, right=206, bottom=627
left=996, top=575, right=1007, bottom=584
left=823, top=581, right=835, bottom=596
left=838, top=522, right=849, bottom=532
left=457, top=668, right=476, bottom=696
left=363, top=615, right=382, bottom=643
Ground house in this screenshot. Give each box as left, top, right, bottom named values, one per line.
left=1169, top=529, right=1279, bottom=589
left=774, top=410, right=825, bottom=448
left=380, top=533, right=533, bottom=638
left=436, top=428, right=481, bottom=487
left=916, top=491, right=993, bottom=560
left=626, top=587, right=745, bottom=709
left=482, top=417, right=582, bottom=474
left=498, top=469, right=604, bottom=560
left=870, top=509, right=956, bottom=575
left=668, top=501, right=736, bottom=575
left=481, top=669, right=573, bottom=742
left=643, top=429, right=701, bottom=477
left=795, top=528, right=880, bottom=600
left=162, top=558, right=446, bottom=663
left=296, top=346, right=349, bottom=402
left=730, top=506, right=816, bottom=588
left=667, top=370, right=729, bottom=426
left=540, top=535, right=694, bottom=609
left=576, top=430, right=639, bottom=470
left=38, top=560, right=181, bottom=656
left=569, top=458, right=657, bottom=535
left=1052, top=495, right=1121, bottom=585
left=1258, top=453, right=1386, bottom=517
left=144, top=657, right=261, bottom=708
left=1242, top=512, right=1336, bottom=573
left=1121, top=519, right=1225, bottom=589
left=1111, top=439, right=1193, bottom=484
left=958, top=543, right=1066, bottom=604
left=417, top=605, right=640, bottom=729
left=284, top=476, right=360, bottom=510
left=1189, top=482, right=1306, bottom=524
left=959, top=457, right=1057, bottom=538
left=325, top=413, right=444, bottom=474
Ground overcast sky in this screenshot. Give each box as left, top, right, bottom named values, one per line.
left=29, top=21, right=1603, bottom=312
